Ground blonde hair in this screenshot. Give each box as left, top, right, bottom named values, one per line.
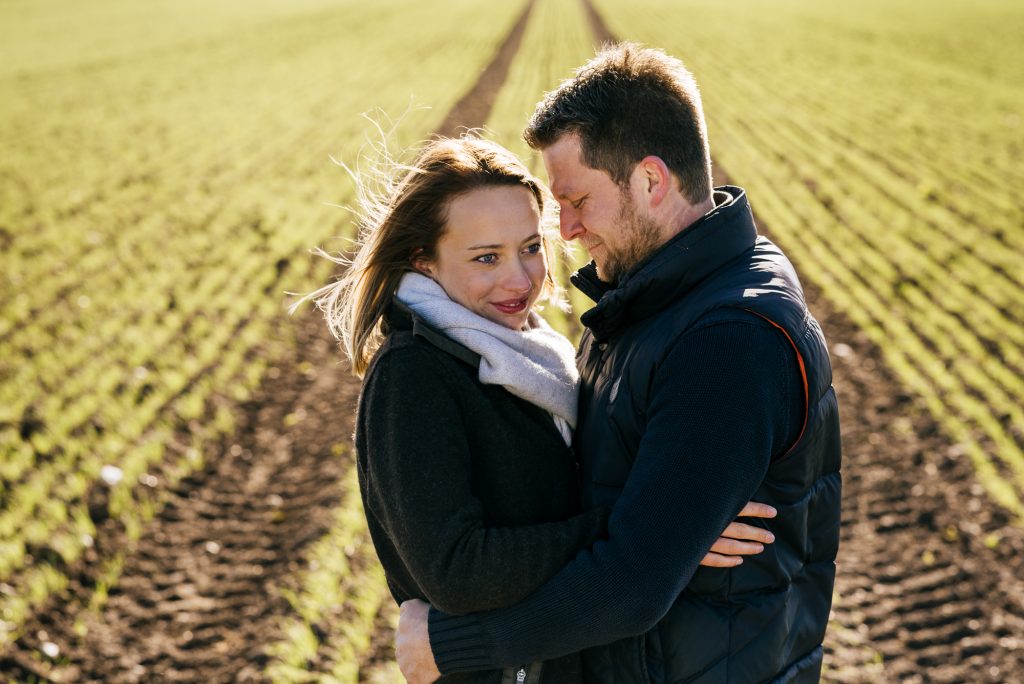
left=292, top=135, right=557, bottom=376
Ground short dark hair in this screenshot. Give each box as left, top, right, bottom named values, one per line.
left=524, top=42, right=712, bottom=204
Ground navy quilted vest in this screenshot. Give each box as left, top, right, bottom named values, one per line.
left=573, top=187, right=842, bottom=683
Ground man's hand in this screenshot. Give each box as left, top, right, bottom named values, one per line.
left=700, top=501, right=777, bottom=567
left=397, top=599, right=441, bottom=684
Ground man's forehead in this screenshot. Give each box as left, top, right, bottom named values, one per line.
left=548, top=176, right=574, bottom=199
left=543, top=142, right=586, bottom=198
left=546, top=161, right=607, bottom=200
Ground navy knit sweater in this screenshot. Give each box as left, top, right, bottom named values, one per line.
left=428, top=308, right=804, bottom=672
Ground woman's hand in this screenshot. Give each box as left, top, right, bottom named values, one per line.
left=397, top=600, right=441, bottom=684
left=700, top=501, right=777, bottom=567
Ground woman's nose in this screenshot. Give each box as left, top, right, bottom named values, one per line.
left=502, top=260, right=533, bottom=293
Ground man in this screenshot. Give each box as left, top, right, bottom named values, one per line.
left=398, top=42, right=842, bottom=683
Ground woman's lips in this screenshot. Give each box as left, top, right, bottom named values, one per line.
left=492, top=296, right=529, bottom=314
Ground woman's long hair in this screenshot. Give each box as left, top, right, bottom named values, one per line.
left=293, top=135, right=556, bottom=376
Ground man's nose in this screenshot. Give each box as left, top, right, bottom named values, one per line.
left=559, top=208, right=585, bottom=241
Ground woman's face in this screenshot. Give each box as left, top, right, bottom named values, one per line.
left=415, top=185, right=547, bottom=330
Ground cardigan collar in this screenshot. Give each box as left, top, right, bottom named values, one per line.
left=383, top=299, right=481, bottom=369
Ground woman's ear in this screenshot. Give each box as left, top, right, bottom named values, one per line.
left=410, top=249, right=435, bottom=278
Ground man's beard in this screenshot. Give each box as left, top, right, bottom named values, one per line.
left=595, top=194, right=663, bottom=283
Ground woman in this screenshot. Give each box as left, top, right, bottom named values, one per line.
left=299, top=136, right=774, bottom=682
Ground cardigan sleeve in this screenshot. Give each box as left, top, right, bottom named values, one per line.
left=359, top=343, right=608, bottom=615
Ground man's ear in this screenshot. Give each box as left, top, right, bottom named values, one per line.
left=633, top=155, right=673, bottom=208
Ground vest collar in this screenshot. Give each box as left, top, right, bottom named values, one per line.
left=573, top=185, right=758, bottom=341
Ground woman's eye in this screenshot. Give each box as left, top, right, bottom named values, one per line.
left=571, top=197, right=587, bottom=209
left=524, top=242, right=542, bottom=255
left=475, top=254, right=497, bottom=264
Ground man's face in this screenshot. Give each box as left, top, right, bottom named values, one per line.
left=542, top=134, right=662, bottom=283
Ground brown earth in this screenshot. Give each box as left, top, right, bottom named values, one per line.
left=818, top=289, right=1024, bottom=683
left=4, top=0, right=1024, bottom=681
left=0, top=311, right=364, bottom=683
left=435, top=0, right=536, bottom=140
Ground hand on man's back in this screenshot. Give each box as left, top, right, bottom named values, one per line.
left=397, top=599, right=440, bottom=684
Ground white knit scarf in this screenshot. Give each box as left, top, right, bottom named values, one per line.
left=396, top=272, right=578, bottom=445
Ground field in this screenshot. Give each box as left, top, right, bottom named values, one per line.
left=1, top=0, right=1023, bottom=681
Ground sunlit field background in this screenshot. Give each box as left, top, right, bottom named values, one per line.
left=2, top=0, right=1022, bottom=681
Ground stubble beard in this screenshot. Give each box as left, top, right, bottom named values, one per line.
left=595, top=194, right=664, bottom=284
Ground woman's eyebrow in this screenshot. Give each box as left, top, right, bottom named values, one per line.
left=467, top=233, right=541, bottom=250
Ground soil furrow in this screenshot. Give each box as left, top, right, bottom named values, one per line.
left=435, top=0, right=537, bottom=139
left=813, top=273, right=1024, bottom=682
left=0, top=313, right=361, bottom=683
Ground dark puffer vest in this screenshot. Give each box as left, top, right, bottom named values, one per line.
left=574, top=187, right=842, bottom=683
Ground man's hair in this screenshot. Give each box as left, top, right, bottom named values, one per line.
left=524, top=42, right=712, bottom=205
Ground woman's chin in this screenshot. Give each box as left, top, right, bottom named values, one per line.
left=486, top=309, right=531, bottom=331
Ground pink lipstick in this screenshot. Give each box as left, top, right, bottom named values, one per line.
left=493, top=296, right=529, bottom=315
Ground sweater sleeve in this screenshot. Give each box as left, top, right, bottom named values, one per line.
left=360, top=344, right=608, bottom=616
left=427, top=316, right=802, bottom=672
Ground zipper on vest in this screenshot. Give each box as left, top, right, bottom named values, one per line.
left=516, top=666, right=527, bottom=683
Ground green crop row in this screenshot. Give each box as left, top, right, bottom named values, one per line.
left=0, top=0, right=531, bottom=648
left=264, top=461, right=393, bottom=683
left=590, top=0, right=1024, bottom=515
left=480, top=0, right=611, bottom=344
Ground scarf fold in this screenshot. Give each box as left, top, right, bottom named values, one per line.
left=396, top=272, right=578, bottom=445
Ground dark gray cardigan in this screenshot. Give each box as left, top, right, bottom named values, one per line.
left=354, top=302, right=608, bottom=683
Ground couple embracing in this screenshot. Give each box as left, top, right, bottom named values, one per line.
left=303, top=42, right=841, bottom=684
